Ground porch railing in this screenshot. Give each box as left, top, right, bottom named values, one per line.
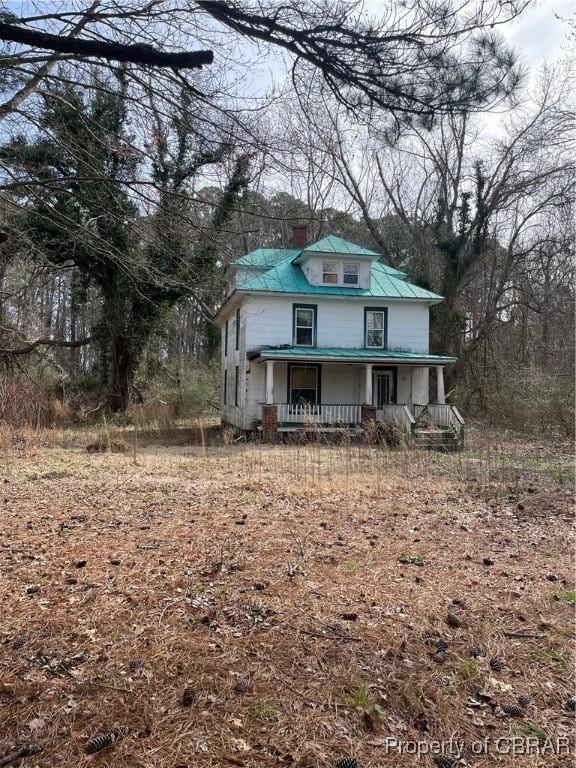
left=276, top=403, right=361, bottom=426
left=413, top=403, right=465, bottom=434
left=376, top=404, right=415, bottom=435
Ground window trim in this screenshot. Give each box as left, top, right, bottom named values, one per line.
left=223, top=369, right=227, bottom=405
left=364, top=307, right=388, bottom=349
left=235, top=308, right=240, bottom=351
left=224, top=319, right=228, bottom=356
left=286, top=362, right=322, bottom=407
left=321, top=261, right=360, bottom=286
left=322, top=262, right=339, bottom=284
left=234, top=364, right=239, bottom=406
left=292, top=303, right=317, bottom=347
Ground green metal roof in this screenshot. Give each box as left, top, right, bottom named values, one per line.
left=250, top=347, right=456, bottom=363
left=234, top=247, right=300, bottom=269
left=237, top=254, right=442, bottom=301
left=297, top=234, right=380, bottom=256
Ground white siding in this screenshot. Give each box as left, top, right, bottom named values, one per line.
left=221, top=306, right=249, bottom=430
left=244, top=295, right=429, bottom=353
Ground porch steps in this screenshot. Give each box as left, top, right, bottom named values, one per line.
left=413, top=427, right=462, bottom=452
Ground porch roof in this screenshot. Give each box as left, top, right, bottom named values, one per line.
left=250, top=347, right=457, bottom=365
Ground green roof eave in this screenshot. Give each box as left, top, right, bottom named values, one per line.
left=249, top=347, right=457, bottom=364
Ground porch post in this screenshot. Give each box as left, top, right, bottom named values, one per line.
left=436, top=365, right=445, bottom=404
left=365, top=363, right=373, bottom=405
left=265, top=360, right=275, bottom=405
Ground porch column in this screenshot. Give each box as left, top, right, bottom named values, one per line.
left=436, top=365, right=445, bottom=404
left=265, top=360, right=275, bottom=404
left=365, top=364, right=373, bottom=405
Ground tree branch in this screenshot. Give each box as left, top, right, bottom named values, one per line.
left=0, top=335, right=92, bottom=356
left=0, top=22, right=213, bottom=69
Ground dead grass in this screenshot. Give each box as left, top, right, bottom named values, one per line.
left=0, top=434, right=574, bottom=767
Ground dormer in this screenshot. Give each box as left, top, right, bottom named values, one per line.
left=292, top=234, right=378, bottom=290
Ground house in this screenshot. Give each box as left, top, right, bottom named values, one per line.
left=215, top=227, right=464, bottom=446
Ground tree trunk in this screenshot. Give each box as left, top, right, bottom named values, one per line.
left=108, top=332, right=134, bottom=412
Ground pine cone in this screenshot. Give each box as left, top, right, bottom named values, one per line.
left=433, top=756, right=458, bottom=768
left=565, top=696, right=576, bottom=712
left=502, top=703, right=523, bottom=717
left=445, top=612, right=462, bottom=628
left=85, top=728, right=126, bottom=754
left=518, top=693, right=532, bottom=708
left=233, top=677, right=250, bottom=693
left=489, top=656, right=504, bottom=672
left=335, top=757, right=358, bottom=768
left=182, top=686, right=195, bottom=707
left=435, top=639, right=449, bottom=652
left=432, top=650, right=447, bottom=664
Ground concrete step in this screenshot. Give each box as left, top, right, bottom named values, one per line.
left=413, top=427, right=462, bottom=452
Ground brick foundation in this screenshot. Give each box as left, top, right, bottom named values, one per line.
left=261, top=404, right=278, bottom=442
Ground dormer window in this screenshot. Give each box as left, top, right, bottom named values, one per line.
left=343, top=263, right=359, bottom=285
left=321, top=261, right=360, bottom=286
left=322, top=262, right=338, bottom=284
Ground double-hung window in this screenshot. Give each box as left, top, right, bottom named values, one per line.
left=293, top=305, right=316, bottom=347
left=322, top=262, right=338, bottom=284
left=235, top=308, right=240, bottom=351
left=365, top=308, right=387, bottom=348
left=322, top=262, right=360, bottom=285
left=224, top=320, right=228, bottom=356
left=343, top=263, right=359, bottom=285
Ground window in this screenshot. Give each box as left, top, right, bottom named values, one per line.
left=365, top=308, right=387, bottom=348
left=343, top=263, right=359, bottom=285
left=235, top=308, right=240, bottom=351
left=293, top=304, right=317, bottom=346
left=289, top=364, right=320, bottom=406
left=224, top=320, right=228, bottom=356
left=322, top=262, right=338, bottom=284
left=223, top=369, right=227, bottom=404
left=234, top=365, right=239, bottom=406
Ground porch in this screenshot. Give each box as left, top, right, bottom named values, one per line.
left=249, top=347, right=464, bottom=446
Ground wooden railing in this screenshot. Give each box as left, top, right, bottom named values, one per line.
left=276, top=403, right=362, bottom=426
left=413, top=403, right=465, bottom=434
left=376, top=404, right=415, bottom=435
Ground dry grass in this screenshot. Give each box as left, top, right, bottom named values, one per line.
left=0, top=433, right=574, bottom=767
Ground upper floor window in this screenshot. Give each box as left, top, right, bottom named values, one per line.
left=322, top=262, right=338, bottom=284
left=293, top=304, right=317, bottom=346
left=343, top=263, right=359, bottom=285
left=365, top=308, right=387, bottom=348
left=235, top=308, right=240, bottom=350
left=224, top=320, right=229, bottom=356
left=322, top=261, right=360, bottom=286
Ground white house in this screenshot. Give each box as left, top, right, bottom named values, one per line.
left=215, top=229, right=464, bottom=444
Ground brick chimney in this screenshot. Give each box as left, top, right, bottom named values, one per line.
left=292, top=225, right=308, bottom=248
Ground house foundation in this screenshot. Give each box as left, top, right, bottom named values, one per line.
left=261, top=404, right=278, bottom=441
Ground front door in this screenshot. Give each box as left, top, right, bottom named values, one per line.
left=375, top=370, right=394, bottom=406
left=289, top=364, right=320, bottom=407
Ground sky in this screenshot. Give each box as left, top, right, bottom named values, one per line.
left=501, top=0, right=574, bottom=67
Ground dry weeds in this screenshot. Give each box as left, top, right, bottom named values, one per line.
left=0, top=435, right=574, bottom=767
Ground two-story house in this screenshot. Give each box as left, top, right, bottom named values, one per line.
left=216, top=228, right=464, bottom=444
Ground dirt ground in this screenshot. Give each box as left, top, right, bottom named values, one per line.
left=0, top=433, right=574, bottom=767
